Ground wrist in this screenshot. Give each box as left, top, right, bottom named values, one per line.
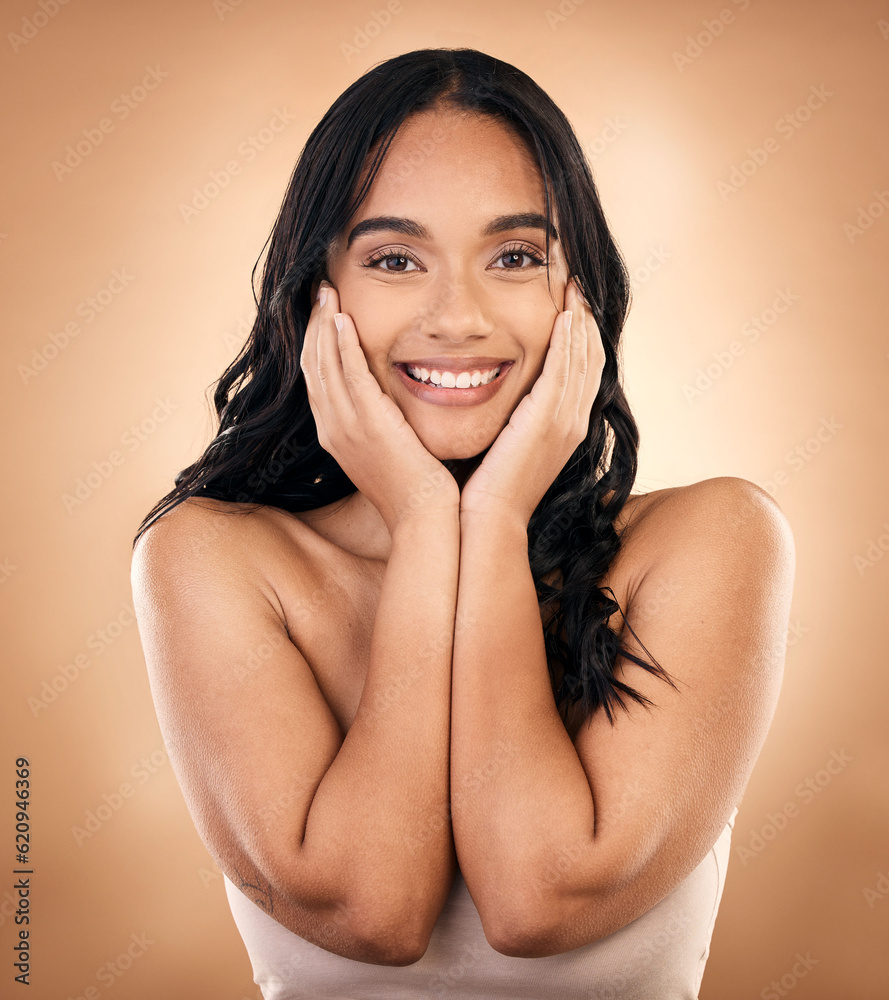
left=388, top=503, right=462, bottom=541
left=459, top=504, right=530, bottom=542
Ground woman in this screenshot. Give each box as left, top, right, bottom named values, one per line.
left=131, top=48, right=795, bottom=998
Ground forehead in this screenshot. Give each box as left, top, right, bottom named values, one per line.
left=355, top=108, right=548, bottom=224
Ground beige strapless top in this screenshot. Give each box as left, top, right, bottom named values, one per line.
left=224, top=806, right=737, bottom=1000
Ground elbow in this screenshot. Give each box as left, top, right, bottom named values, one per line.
left=483, top=907, right=612, bottom=959
left=278, top=893, right=433, bottom=965
left=478, top=889, right=569, bottom=959
left=273, top=856, right=439, bottom=965
left=478, top=882, right=617, bottom=958
left=483, top=909, right=565, bottom=959
left=347, top=906, right=434, bottom=966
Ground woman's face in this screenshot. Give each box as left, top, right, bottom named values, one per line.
left=323, top=107, right=570, bottom=461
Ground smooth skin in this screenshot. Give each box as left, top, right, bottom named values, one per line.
left=131, top=107, right=795, bottom=966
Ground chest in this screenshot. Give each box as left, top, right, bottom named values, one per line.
left=270, top=540, right=384, bottom=735
left=267, top=520, right=633, bottom=740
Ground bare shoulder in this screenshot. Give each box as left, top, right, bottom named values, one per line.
left=133, top=496, right=264, bottom=558
left=132, top=496, right=310, bottom=567
left=618, top=477, right=795, bottom=575
left=130, top=497, right=305, bottom=618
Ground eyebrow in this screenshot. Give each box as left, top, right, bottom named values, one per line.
left=344, top=212, right=559, bottom=249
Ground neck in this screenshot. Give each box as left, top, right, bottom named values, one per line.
left=443, top=453, right=485, bottom=491
left=331, top=453, right=484, bottom=561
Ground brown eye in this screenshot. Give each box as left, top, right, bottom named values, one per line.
left=491, top=243, right=548, bottom=270
left=501, top=252, right=526, bottom=268
left=362, top=248, right=421, bottom=272
left=381, top=256, right=410, bottom=271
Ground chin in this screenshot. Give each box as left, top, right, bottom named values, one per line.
left=420, top=431, right=493, bottom=463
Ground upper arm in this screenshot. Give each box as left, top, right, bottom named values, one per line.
left=566, top=477, right=795, bottom=936
left=129, top=500, right=366, bottom=955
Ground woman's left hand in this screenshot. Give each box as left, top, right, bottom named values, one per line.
left=459, top=276, right=605, bottom=527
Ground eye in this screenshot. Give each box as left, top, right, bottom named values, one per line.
left=490, top=242, right=548, bottom=270
left=361, top=246, right=422, bottom=273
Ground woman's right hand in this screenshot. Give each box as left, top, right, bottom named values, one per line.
left=300, top=280, right=460, bottom=534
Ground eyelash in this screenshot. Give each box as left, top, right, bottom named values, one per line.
left=361, top=242, right=548, bottom=272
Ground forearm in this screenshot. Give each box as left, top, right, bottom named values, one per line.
left=450, top=511, right=596, bottom=940
left=301, top=508, right=460, bottom=940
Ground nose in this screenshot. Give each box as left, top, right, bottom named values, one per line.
left=414, top=275, right=495, bottom=343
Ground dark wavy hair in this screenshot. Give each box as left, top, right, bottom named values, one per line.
left=132, top=47, right=676, bottom=731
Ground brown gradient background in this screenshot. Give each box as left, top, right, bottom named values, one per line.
left=1, top=0, right=887, bottom=997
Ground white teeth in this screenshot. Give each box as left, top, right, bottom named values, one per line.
left=406, top=364, right=503, bottom=387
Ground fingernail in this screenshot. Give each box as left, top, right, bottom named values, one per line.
left=334, top=313, right=344, bottom=332
left=319, top=287, right=328, bottom=307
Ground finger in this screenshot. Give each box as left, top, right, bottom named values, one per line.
left=300, top=287, right=321, bottom=384
left=333, top=309, right=393, bottom=416
left=564, top=280, right=588, bottom=421
left=575, top=283, right=606, bottom=421
left=314, top=285, right=358, bottom=420
left=531, top=307, right=573, bottom=414
left=564, top=277, right=604, bottom=423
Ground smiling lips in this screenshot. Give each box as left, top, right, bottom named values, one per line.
left=396, top=356, right=513, bottom=389
left=394, top=358, right=514, bottom=405
left=407, top=364, right=502, bottom=387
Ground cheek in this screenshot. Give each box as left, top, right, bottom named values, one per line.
left=335, top=283, right=390, bottom=355
left=518, top=302, right=559, bottom=364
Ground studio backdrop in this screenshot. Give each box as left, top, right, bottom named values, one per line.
left=1, top=1, right=887, bottom=998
